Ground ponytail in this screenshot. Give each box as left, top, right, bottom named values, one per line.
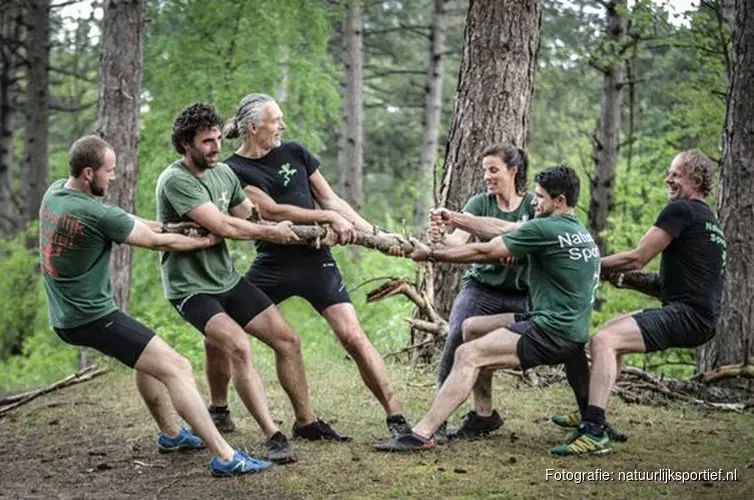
left=514, top=147, right=529, bottom=195
left=223, top=118, right=242, bottom=139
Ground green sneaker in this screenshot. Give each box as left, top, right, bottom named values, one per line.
left=552, top=412, right=628, bottom=443
left=551, top=411, right=580, bottom=429
left=549, top=428, right=611, bottom=456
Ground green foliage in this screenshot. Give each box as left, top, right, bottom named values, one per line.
left=1, top=0, right=733, bottom=388
left=0, top=224, right=45, bottom=362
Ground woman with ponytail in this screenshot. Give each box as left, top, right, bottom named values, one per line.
left=429, top=143, right=535, bottom=441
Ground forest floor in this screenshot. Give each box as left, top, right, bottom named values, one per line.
left=1, top=356, right=753, bottom=499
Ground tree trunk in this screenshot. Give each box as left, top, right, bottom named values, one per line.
left=20, top=0, right=50, bottom=229
left=96, top=0, right=144, bottom=311
left=697, top=0, right=754, bottom=372
left=275, top=45, right=289, bottom=105
left=587, top=0, right=627, bottom=255
left=0, top=2, right=24, bottom=235
left=413, top=0, right=448, bottom=231
left=433, top=0, right=541, bottom=318
left=337, top=0, right=364, bottom=211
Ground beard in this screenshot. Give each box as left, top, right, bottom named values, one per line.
left=188, top=149, right=218, bottom=171
left=535, top=206, right=553, bottom=218
left=90, top=179, right=107, bottom=197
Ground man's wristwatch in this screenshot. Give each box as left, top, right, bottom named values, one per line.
left=427, top=248, right=437, bottom=262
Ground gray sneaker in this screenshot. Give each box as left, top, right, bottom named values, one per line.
left=208, top=405, right=236, bottom=433
left=387, top=415, right=412, bottom=438
left=265, top=431, right=296, bottom=464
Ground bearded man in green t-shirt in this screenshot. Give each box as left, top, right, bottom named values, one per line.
left=41, top=135, right=270, bottom=476
left=375, top=165, right=600, bottom=453
left=157, top=103, right=348, bottom=465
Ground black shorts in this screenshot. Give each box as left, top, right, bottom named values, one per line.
left=246, top=255, right=351, bottom=313
left=170, top=277, right=273, bottom=334
left=510, top=313, right=585, bottom=370
left=633, top=303, right=716, bottom=353
left=54, top=311, right=154, bottom=368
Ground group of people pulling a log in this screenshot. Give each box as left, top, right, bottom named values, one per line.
left=39, top=95, right=725, bottom=476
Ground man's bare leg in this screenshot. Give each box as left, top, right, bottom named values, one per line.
left=461, top=314, right=516, bottom=416
left=134, top=336, right=234, bottom=460
left=203, top=313, right=279, bottom=437
left=205, top=305, right=316, bottom=426
left=205, top=340, right=231, bottom=407
left=587, top=316, right=646, bottom=411
left=413, top=328, right=521, bottom=439
left=243, top=305, right=315, bottom=426
left=323, top=303, right=401, bottom=416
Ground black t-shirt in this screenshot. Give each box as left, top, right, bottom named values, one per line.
left=225, top=142, right=332, bottom=261
left=655, top=199, right=726, bottom=321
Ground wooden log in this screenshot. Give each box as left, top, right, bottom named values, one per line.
left=166, top=221, right=417, bottom=254
left=0, top=367, right=110, bottom=417
left=601, top=270, right=662, bottom=299
left=700, top=364, right=754, bottom=384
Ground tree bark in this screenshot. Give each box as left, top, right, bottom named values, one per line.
left=0, top=1, right=24, bottom=235
left=413, top=0, right=448, bottom=231
left=20, top=0, right=50, bottom=229
left=337, top=0, right=364, bottom=211
left=96, top=0, right=144, bottom=311
left=698, top=0, right=754, bottom=372
left=587, top=0, right=627, bottom=255
left=433, top=0, right=541, bottom=318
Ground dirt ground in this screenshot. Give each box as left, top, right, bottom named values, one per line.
left=1, top=361, right=752, bottom=499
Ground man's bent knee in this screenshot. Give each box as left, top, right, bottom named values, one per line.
left=453, top=343, right=478, bottom=368
left=590, top=321, right=644, bottom=356
left=461, top=317, right=486, bottom=342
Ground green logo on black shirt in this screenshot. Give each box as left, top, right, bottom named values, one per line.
left=279, top=163, right=296, bottom=187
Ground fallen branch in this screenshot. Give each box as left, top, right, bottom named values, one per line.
left=700, top=364, right=754, bottom=384
left=407, top=318, right=447, bottom=337
left=385, top=338, right=436, bottom=360
left=621, top=366, right=662, bottom=385
left=366, top=277, right=446, bottom=327
left=0, top=388, right=38, bottom=406
left=0, top=366, right=111, bottom=417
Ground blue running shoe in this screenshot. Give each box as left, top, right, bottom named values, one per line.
left=210, top=450, right=274, bottom=477
left=157, top=427, right=205, bottom=453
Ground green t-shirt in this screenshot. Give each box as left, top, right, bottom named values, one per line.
left=502, top=214, right=600, bottom=343
left=462, top=192, right=535, bottom=292
left=156, top=161, right=247, bottom=299
left=39, top=179, right=135, bottom=328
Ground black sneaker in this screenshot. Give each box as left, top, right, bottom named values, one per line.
left=435, top=422, right=449, bottom=445
left=373, top=432, right=436, bottom=452
left=292, top=418, right=351, bottom=442
left=387, top=415, right=411, bottom=438
left=265, top=431, right=296, bottom=464
left=449, top=410, right=503, bottom=440
left=605, top=425, right=628, bottom=443
left=208, top=405, right=236, bottom=433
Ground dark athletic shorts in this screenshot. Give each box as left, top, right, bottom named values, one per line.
left=633, top=303, right=716, bottom=353
left=54, top=311, right=155, bottom=368
left=246, top=255, right=351, bottom=313
left=169, top=277, right=273, bottom=334
left=510, top=313, right=585, bottom=370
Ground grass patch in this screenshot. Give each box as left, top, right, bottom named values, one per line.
left=0, top=352, right=752, bottom=499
